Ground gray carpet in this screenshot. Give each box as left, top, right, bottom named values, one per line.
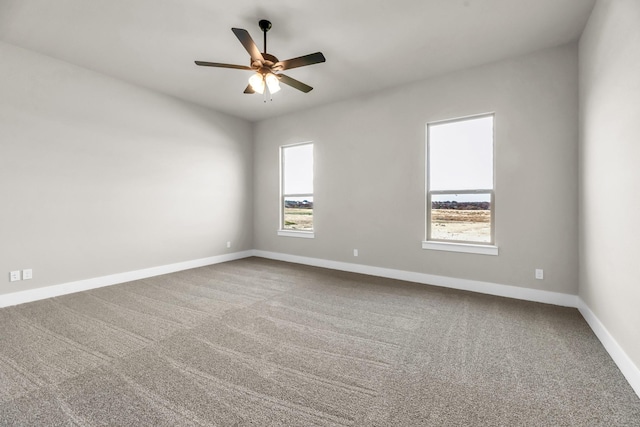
left=1, top=257, right=639, bottom=426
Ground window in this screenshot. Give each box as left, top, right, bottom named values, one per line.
left=279, top=142, right=314, bottom=238
left=425, top=114, right=496, bottom=254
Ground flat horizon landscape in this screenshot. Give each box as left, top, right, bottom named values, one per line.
left=283, top=206, right=491, bottom=243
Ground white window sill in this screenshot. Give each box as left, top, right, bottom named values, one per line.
left=422, top=241, right=498, bottom=256
left=278, top=230, right=315, bottom=239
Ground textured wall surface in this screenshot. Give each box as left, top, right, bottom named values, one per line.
left=254, top=44, right=579, bottom=294
left=0, top=42, right=254, bottom=295
left=579, top=0, right=640, bottom=373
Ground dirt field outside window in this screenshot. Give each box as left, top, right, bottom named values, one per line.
left=283, top=208, right=313, bottom=231
left=431, top=209, right=491, bottom=242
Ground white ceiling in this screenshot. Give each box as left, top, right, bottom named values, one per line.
left=0, top=0, right=595, bottom=122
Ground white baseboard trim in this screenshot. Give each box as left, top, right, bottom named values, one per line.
left=577, top=299, right=640, bottom=399
left=0, top=250, right=254, bottom=308
left=252, top=250, right=579, bottom=308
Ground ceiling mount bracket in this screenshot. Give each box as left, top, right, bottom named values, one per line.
left=258, top=20, right=272, bottom=33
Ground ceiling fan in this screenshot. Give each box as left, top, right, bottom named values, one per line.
left=195, top=20, right=326, bottom=98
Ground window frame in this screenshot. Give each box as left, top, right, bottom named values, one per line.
left=424, top=113, right=498, bottom=254
left=278, top=141, right=315, bottom=238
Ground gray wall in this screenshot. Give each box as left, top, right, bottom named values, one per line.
left=579, top=0, right=640, bottom=371
left=0, top=42, right=253, bottom=295
left=254, top=44, right=579, bottom=294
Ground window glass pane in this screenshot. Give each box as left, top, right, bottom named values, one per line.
left=430, top=193, right=491, bottom=243
left=283, top=144, right=313, bottom=194
left=283, top=196, right=313, bottom=231
left=429, top=116, right=493, bottom=191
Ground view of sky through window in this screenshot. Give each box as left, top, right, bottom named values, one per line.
left=283, top=143, right=313, bottom=194
left=429, top=115, right=493, bottom=194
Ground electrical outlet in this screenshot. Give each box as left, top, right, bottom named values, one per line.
left=22, top=269, right=33, bottom=280
left=9, top=271, right=21, bottom=282
left=353, top=249, right=359, bottom=257
left=535, top=269, right=544, bottom=280
left=226, top=241, right=231, bottom=248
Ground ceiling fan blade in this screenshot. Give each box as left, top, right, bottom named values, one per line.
left=278, top=74, right=313, bottom=93
left=277, top=52, right=326, bottom=71
left=232, top=28, right=264, bottom=62
left=195, top=61, right=252, bottom=70
left=243, top=84, right=255, bottom=94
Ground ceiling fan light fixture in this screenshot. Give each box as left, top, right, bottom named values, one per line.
left=195, top=20, right=325, bottom=97
left=248, top=73, right=265, bottom=94
left=265, top=73, right=281, bottom=94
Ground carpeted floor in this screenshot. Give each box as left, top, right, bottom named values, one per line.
left=1, top=257, right=639, bottom=426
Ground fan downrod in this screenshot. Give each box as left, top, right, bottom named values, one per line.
left=258, top=19, right=272, bottom=54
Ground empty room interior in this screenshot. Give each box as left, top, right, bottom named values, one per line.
left=1, top=0, right=640, bottom=425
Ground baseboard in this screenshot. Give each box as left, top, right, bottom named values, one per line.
left=2, top=249, right=576, bottom=309
left=0, top=250, right=254, bottom=308
left=577, top=299, right=640, bottom=399
left=252, top=250, right=579, bottom=307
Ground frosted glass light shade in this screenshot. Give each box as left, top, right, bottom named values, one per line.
left=248, top=73, right=265, bottom=94
left=265, top=73, right=281, bottom=94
